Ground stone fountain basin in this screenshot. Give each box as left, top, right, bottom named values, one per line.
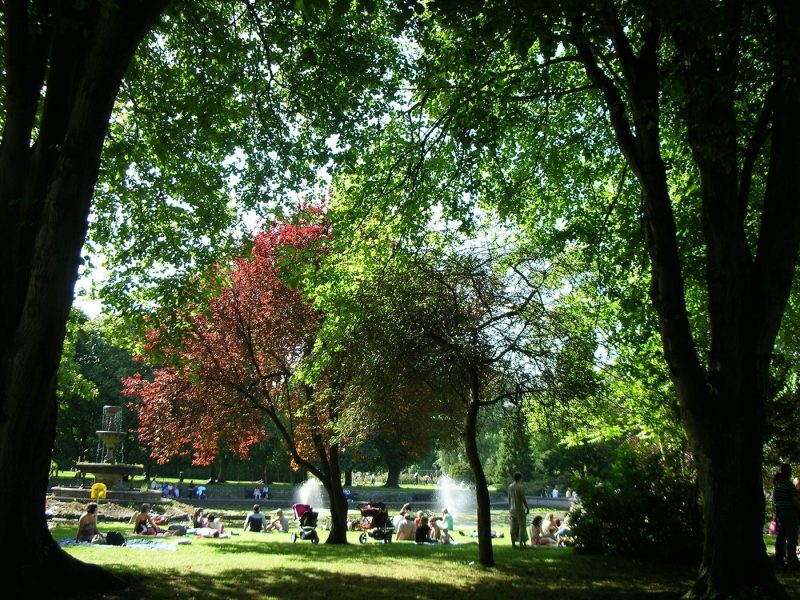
left=75, top=462, right=141, bottom=475
left=75, top=462, right=143, bottom=489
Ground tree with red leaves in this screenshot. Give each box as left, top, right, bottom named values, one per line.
left=124, top=210, right=352, bottom=542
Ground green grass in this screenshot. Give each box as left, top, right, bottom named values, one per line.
left=52, top=522, right=700, bottom=600
left=50, top=502, right=800, bottom=599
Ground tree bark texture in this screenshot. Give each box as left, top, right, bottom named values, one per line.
left=0, top=1, right=168, bottom=594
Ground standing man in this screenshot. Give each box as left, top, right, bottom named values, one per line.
left=508, top=471, right=530, bottom=549
left=773, top=464, right=800, bottom=570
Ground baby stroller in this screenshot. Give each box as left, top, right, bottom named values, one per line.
left=290, top=503, right=320, bottom=544
left=358, top=502, right=394, bottom=544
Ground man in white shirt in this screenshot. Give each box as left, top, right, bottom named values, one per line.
left=395, top=514, right=417, bottom=541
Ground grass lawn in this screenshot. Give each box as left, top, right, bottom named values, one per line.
left=53, top=521, right=701, bottom=600
left=52, top=523, right=800, bottom=599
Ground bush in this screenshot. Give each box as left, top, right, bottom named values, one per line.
left=571, top=442, right=701, bottom=564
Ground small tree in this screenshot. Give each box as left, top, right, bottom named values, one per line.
left=125, top=211, right=353, bottom=542
left=493, top=404, right=535, bottom=484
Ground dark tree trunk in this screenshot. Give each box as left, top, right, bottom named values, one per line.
left=384, top=465, right=402, bottom=488
left=344, top=469, right=353, bottom=487
left=571, top=3, right=800, bottom=596
left=0, top=2, right=169, bottom=595
left=686, top=385, right=779, bottom=597
left=465, top=367, right=494, bottom=567
left=319, top=445, right=349, bottom=544
left=324, top=479, right=350, bottom=544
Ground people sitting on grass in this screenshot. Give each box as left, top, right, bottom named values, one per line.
left=415, top=516, right=436, bottom=543
left=396, top=513, right=417, bottom=541
left=192, top=508, right=208, bottom=529
left=76, top=502, right=104, bottom=543
left=530, top=515, right=558, bottom=547
left=429, top=516, right=444, bottom=541
left=133, top=503, right=164, bottom=536
left=555, top=512, right=574, bottom=545
left=392, top=508, right=407, bottom=530
left=541, top=512, right=558, bottom=539
left=440, top=524, right=456, bottom=545
left=244, top=504, right=267, bottom=532
left=264, top=508, right=289, bottom=532
left=194, top=512, right=230, bottom=538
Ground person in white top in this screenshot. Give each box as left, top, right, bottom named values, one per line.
left=551, top=486, right=559, bottom=498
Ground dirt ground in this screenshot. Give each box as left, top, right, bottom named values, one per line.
left=45, top=498, right=197, bottom=523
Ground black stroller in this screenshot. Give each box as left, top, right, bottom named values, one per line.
left=290, top=503, right=320, bottom=544
left=358, top=502, right=394, bottom=544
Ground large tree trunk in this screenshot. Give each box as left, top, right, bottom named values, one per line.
left=686, top=384, right=780, bottom=597
left=465, top=367, right=494, bottom=567
left=384, top=465, right=402, bottom=488
left=0, top=2, right=168, bottom=594
left=572, top=3, right=800, bottom=596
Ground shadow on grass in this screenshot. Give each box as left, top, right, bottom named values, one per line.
left=57, top=544, right=702, bottom=600
left=55, top=535, right=800, bottom=600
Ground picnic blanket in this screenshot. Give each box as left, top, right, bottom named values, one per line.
left=59, top=538, right=190, bottom=551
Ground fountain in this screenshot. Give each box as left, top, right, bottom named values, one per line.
left=295, top=477, right=326, bottom=509
left=434, top=475, right=477, bottom=528
left=51, top=405, right=160, bottom=502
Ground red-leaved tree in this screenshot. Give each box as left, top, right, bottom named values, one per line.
left=124, top=209, right=352, bottom=542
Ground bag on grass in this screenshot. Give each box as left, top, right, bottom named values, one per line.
left=106, top=531, right=126, bottom=546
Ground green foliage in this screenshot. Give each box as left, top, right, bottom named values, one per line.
left=54, top=312, right=147, bottom=466
left=89, top=0, right=410, bottom=337
left=571, top=442, right=701, bottom=565
left=492, top=405, right=534, bottom=484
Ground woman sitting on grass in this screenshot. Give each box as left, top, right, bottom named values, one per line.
left=192, top=508, right=208, bottom=528
left=132, top=503, right=163, bottom=536
left=530, top=515, right=558, bottom=547
left=76, top=502, right=104, bottom=543
left=264, top=509, right=289, bottom=532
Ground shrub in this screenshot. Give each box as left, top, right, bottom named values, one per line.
left=571, top=442, right=701, bottom=564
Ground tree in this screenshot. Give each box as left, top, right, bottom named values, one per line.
left=124, top=212, right=356, bottom=543
left=0, top=0, right=409, bottom=587
left=493, top=404, right=534, bottom=485
left=342, top=240, right=566, bottom=566
left=342, top=1, right=799, bottom=595
left=54, top=310, right=100, bottom=469
left=0, top=1, right=169, bottom=591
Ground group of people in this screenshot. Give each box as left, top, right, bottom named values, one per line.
left=242, top=505, right=288, bottom=533
left=190, top=507, right=229, bottom=538
left=392, top=504, right=457, bottom=545
left=772, top=463, right=800, bottom=570
left=252, top=486, right=270, bottom=500
left=509, top=472, right=573, bottom=549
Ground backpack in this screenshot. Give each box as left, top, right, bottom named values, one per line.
left=106, top=531, right=126, bottom=546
